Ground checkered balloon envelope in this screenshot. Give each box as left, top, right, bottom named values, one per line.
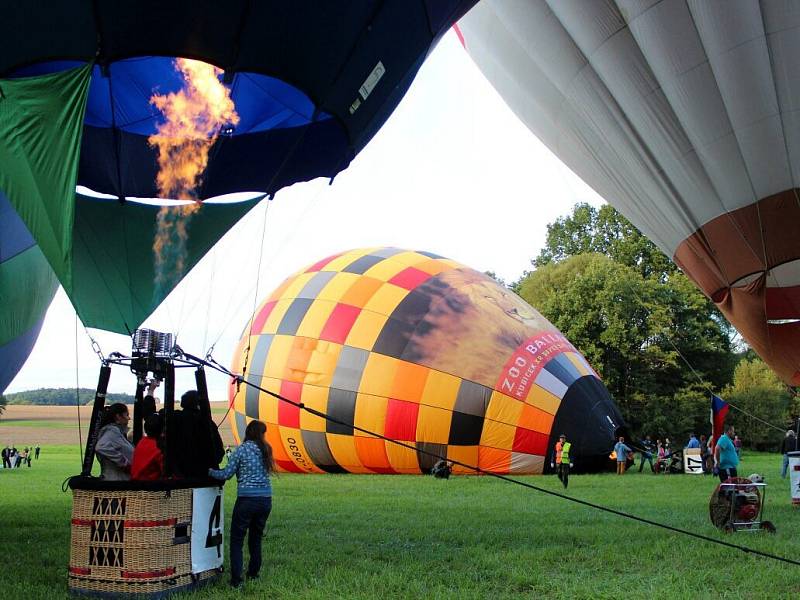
left=229, top=248, right=623, bottom=475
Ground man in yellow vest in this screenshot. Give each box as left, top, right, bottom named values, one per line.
left=551, top=434, right=572, bottom=489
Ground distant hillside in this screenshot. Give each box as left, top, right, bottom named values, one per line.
left=4, top=388, right=135, bottom=406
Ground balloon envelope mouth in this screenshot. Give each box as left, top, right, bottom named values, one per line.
left=8, top=58, right=335, bottom=136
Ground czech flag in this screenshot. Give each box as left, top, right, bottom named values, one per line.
left=711, top=394, right=729, bottom=447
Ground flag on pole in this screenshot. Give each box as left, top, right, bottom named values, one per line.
left=710, top=394, right=729, bottom=447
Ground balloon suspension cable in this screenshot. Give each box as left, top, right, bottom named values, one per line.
left=74, top=315, right=84, bottom=461
left=240, top=197, right=272, bottom=379
left=626, top=282, right=786, bottom=434
left=83, top=327, right=106, bottom=365
left=205, top=179, right=329, bottom=356
left=208, top=108, right=324, bottom=361
left=196, top=352, right=800, bottom=569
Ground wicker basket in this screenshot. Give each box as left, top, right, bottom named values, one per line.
left=68, top=484, right=221, bottom=598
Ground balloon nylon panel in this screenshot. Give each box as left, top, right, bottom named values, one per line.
left=0, top=246, right=57, bottom=346
left=70, top=194, right=264, bottom=334
left=0, top=65, right=91, bottom=290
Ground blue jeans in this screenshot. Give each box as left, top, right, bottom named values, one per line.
left=229, top=495, right=272, bottom=584
left=782, top=454, right=790, bottom=478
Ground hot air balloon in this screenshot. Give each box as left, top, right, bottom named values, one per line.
left=0, top=1, right=476, bottom=200
left=0, top=0, right=476, bottom=333
left=0, top=192, right=57, bottom=393
left=458, top=1, right=800, bottom=384
left=229, top=248, right=623, bottom=474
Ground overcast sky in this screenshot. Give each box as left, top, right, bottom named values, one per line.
left=7, top=32, right=604, bottom=399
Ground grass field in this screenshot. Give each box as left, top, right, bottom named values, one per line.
left=1, top=445, right=799, bottom=599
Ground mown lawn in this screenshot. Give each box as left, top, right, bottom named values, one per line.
left=1, top=446, right=798, bottom=598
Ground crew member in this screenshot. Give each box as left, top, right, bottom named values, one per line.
left=551, top=434, right=572, bottom=489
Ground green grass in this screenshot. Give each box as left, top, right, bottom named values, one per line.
left=1, top=447, right=799, bottom=598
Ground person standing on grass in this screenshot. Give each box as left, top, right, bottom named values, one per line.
left=209, top=420, right=274, bottom=589
left=638, top=435, right=655, bottom=473
left=550, top=434, right=572, bottom=488
left=780, top=430, right=797, bottom=479
left=699, top=435, right=710, bottom=474
left=34, top=445, right=40, bottom=460
left=614, top=436, right=632, bottom=475
left=714, top=424, right=739, bottom=483
left=1, top=446, right=10, bottom=469
left=733, top=435, right=743, bottom=458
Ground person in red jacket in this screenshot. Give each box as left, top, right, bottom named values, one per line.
left=131, top=414, right=165, bottom=480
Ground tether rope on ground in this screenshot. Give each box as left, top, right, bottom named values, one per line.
left=197, top=351, right=800, bottom=569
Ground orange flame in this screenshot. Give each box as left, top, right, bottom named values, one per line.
left=148, top=58, right=239, bottom=296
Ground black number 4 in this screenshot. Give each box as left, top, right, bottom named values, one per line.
left=205, top=494, right=223, bottom=558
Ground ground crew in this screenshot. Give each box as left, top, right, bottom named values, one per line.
left=551, top=433, right=572, bottom=489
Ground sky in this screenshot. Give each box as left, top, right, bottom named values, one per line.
left=7, top=31, right=604, bottom=399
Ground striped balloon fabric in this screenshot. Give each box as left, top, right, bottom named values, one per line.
left=458, top=1, right=800, bottom=384
left=229, top=248, right=622, bottom=475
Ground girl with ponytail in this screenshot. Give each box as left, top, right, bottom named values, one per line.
left=209, top=420, right=274, bottom=588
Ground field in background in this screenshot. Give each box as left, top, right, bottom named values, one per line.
left=0, top=446, right=799, bottom=598
left=0, top=404, right=235, bottom=446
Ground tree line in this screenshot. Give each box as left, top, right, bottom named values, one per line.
left=509, top=203, right=797, bottom=451
left=2, top=388, right=135, bottom=407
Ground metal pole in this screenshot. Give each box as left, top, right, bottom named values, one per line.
left=195, top=366, right=211, bottom=422
left=81, top=365, right=111, bottom=476
left=132, top=379, right=145, bottom=445
left=163, top=363, right=176, bottom=477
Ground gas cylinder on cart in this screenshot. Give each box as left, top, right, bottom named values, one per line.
left=788, top=451, right=800, bottom=505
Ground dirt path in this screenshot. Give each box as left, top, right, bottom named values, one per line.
left=0, top=404, right=235, bottom=446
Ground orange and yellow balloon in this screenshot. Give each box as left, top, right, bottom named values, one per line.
left=229, top=248, right=622, bottom=474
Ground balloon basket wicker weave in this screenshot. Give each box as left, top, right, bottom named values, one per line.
left=67, top=478, right=223, bottom=598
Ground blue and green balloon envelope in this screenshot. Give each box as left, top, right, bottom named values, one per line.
left=0, top=192, right=57, bottom=393
left=230, top=248, right=623, bottom=474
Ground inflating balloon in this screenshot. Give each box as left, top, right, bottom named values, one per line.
left=458, top=2, right=800, bottom=384
left=229, top=248, right=623, bottom=474
left=1, top=1, right=476, bottom=201
left=0, top=1, right=475, bottom=334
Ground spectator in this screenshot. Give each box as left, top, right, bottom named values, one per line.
left=614, top=436, right=632, bottom=475
left=34, top=445, right=40, bottom=460
left=733, top=434, right=743, bottom=458
left=714, top=424, right=739, bottom=483
left=638, top=435, right=655, bottom=473
left=780, top=430, right=797, bottom=479
left=686, top=434, right=700, bottom=449
left=1, top=446, right=10, bottom=469
left=699, top=435, right=710, bottom=474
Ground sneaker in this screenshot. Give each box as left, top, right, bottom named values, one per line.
left=231, top=579, right=244, bottom=589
